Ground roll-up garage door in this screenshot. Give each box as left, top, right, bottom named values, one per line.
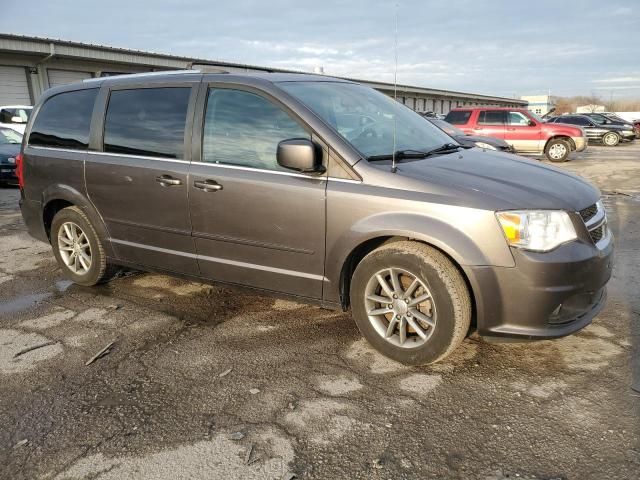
left=0, top=66, right=31, bottom=105
left=47, top=69, right=92, bottom=88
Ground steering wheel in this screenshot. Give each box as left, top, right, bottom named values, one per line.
left=350, top=117, right=381, bottom=142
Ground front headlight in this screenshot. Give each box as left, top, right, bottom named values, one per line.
left=474, top=141, right=497, bottom=151
left=496, top=210, right=577, bottom=252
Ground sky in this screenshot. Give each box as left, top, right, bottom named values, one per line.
left=3, top=0, right=639, bottom=99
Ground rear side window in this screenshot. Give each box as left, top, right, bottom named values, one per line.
left=29, top=89, right=97, bottom=149
left=444, top=110, right=471, bottom=125
left=103, top=87, right=191, bottom=159
left=478, top=110, right=505, bottom=125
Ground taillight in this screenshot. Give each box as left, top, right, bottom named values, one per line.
left=15, top=152, right=24, bottom=189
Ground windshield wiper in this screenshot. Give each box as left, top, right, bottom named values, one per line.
left=367, top=144, right=461, bottom=162
left=422, top=142, right=463, bottom=155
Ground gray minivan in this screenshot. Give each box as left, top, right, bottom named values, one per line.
left=17, top=71, right=613, bottom=364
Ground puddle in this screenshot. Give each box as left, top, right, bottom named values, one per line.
left=0, top=292, right=52, bottom=317
left=54, top=279, right=73, bottom=293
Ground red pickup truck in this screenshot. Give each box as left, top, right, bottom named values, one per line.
left=444, top=107, right=587, bottom=162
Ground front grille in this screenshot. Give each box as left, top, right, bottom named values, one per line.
left=579, top=204, right=598, bottom=223
left=589, top=224, right=605, bottom=243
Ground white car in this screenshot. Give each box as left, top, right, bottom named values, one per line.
left=0, top=105, right=32, bottom=134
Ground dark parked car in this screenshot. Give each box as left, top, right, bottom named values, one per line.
left=425, top=117, right=514, bottom=152
left=17, top=71, right=613, bottom=365
left=0, top=127, right=21, bottom=185
left=420, top=111, right=446, bottom=120
left=580, top=112, right=640, bottom=139
left=547, top=115, right=635, bottom=146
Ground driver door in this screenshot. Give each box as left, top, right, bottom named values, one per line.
left=188, top=86, right=327, bottom=299
left=504, top=110, right=542, bottom=153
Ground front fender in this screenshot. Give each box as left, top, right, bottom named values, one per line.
left=324, top=209, right=515, bottom=303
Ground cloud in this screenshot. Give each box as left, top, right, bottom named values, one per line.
left=1, top=0, right=638, bottom=97
left=592, top=77, right=640, bottom=84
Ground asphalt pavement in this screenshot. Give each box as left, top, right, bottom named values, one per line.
left=0, top=143, right=638, bottom=479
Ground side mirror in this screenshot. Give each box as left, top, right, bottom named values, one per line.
left=11, top=116, right=25, bottom=124
left=277, top=138, right=324, bottom=174
left=528, top=120, right=536, bottom=126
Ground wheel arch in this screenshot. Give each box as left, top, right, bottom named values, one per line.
left=545, top=135, right=575, bottom=151
left=41, top=184, right=115, bottom=257
left=337, top=235, right=478, bottom=331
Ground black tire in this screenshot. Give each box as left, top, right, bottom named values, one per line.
left=350, top=241, right=471, bottom=365
left=602, top=132, right=620, bottom=147
left=544, top=138, right=571, bottom=162
left=50, top=206, right=119, bottom=286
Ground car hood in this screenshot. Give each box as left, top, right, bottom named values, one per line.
left=393, top=148, right=600, bottom=211
left=454, top=134, right=510, bottom=148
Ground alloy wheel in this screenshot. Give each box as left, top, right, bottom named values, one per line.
left=603, top=133, right=618, bottom=146
left=57, top=221, right=92, bottom=275
left=548, top=143, right=567, bottom=160
left=364, top=267, right=436, bottom=348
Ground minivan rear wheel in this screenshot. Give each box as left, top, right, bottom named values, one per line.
left=544, top=138, right=570, bottom=162
left=350, top=241, right=471, bottom=365
left=51, top=206, right=119, bottom=286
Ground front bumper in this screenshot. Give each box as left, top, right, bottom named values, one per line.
left=463, top=230, right=613, bottom=340
left=0, top=164, right=17, bottom=183
left=572, top=136, right=588, bottom=152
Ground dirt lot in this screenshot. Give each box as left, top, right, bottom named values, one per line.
left=1, top=143, right=638, bottom=480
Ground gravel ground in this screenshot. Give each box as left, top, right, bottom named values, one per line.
left=0, top=143, right=638, bottom=479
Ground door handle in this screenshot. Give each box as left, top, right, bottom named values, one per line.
left=194, top=179, right=223, bottom=192
left=506, top=127, right=516, bottom=131
left=156, top=175, right=182, bottom=186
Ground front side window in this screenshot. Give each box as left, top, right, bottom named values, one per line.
left=29, top=89, right=97, bottom=149
left=508, top=111, right=531, bottom=126
left=279, top=81, right=452, bottom=158
left=478, top=110, right=505, bottom=125
left=202, top=88, right=309, bottom=171
left=104, top=87, right=191, bottom=159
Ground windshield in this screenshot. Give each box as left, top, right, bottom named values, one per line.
left=0, top=128, right=22, bottom=144
left=528, top=111, right=544, bottom=122
left=278, top=81, right=453, bottom=158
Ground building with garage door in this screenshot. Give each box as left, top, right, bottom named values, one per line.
left=0, top=33, right=526, bottom=112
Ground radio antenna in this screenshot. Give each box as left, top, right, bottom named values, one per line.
left=391, top=2, right=399, bottom=173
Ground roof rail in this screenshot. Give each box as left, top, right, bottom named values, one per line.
left=83, top=69, right=199, bottom=83
left=187, top=63, right=229, bottom=74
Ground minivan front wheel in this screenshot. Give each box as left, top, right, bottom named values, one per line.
left=545, top=139, right=570, bottom=162
left=51, top=206, right=118, bottom=286
left=350, top=241, right=471, bottom=365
